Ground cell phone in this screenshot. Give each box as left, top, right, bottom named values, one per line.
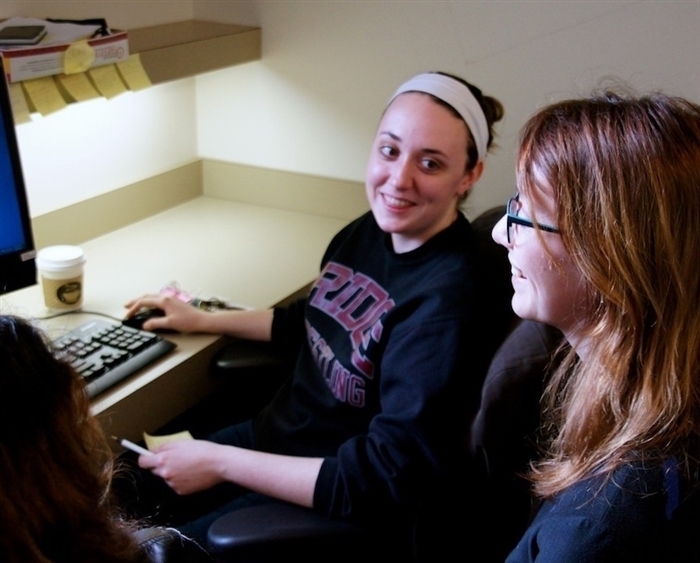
left=0, top=25, right=47, bottom=45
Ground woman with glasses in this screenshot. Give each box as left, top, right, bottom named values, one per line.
left=124, top=71, right=504, bottom=556
left=493, top=89, right=700, bottom=562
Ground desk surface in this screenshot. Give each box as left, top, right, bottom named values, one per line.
left=1, top=196, right=349, bottom=441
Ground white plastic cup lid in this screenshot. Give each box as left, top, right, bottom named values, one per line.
left=36, top=245, right=86, bottom=270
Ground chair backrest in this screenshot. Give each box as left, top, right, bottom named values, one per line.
left=469, top=206, right=520, bottom=375
left=410, top=208, right=562, bottom=562
left=133, top=527, right=213, bottom=563
left=469, top=319, right=562, bottom=562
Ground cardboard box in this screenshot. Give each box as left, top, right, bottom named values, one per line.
left=1, top=30, right=129, bottom=83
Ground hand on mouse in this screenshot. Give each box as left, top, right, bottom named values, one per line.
left=127, top=294, right=274, bottom=341
left=124, top=295, right=209, bottom=333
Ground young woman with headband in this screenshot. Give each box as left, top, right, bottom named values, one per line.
left=493, top=89, right=700, bottom=562
left=124, top=71, right=504, bottom=555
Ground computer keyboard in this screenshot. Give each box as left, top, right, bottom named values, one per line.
left=53, top=319, right=177, bottom=398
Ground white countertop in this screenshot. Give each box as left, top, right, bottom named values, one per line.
left=1, top=196, right=349, bottom=440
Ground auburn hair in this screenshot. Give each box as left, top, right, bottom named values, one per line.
left=516, top=89, right=700, bottom=497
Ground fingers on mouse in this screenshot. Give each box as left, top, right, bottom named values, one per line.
left=122, top=307, right=167, bottom=331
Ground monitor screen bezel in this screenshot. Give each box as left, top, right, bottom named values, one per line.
left=0, top=77, right=37, bottom=295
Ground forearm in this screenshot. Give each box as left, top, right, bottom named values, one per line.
left=142, top=440, right=323, bottom=507
left=124, top=294, right=274, bottom=340
left=217, top=446, right=324, bottom=507
left=200, top=309, right=274, bottom=341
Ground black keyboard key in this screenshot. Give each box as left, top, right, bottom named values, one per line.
left=53, top=319, right=176, bottom=398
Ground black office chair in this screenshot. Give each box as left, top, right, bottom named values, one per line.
left=133, top=526, right=214, bottom=563
left=468, top=319, right=562, bottom=562
left=204, top=207, right=556, bottom=562
left=207, top=502, right=371, bottom=562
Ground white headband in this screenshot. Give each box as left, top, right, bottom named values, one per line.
left=388, top=73, right=489, bottom=161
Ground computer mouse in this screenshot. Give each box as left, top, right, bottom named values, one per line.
left=122, top=307, right=166, bottom=331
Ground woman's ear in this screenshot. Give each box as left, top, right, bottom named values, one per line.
left=458, top=160, right=484, bottom=197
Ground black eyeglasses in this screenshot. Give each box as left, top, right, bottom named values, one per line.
left=506, top=194, right=560, bottom=243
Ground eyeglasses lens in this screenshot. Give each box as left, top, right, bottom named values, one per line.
left=507, top=197, right=517, bottom=243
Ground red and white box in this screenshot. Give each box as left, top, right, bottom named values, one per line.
left=1, top=29, right=129, bottom=83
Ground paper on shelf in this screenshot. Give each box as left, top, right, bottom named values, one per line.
left=8, top=82, right=30, bottom=124
left=116, top=53, right=151, bottom=91
left=63, top=39, right=96, bottom=74
left=87, top=64, right=127, bottom=99
left=21, top=76, right=67, bottom=116
left=56, top=72, right=101, bottom=102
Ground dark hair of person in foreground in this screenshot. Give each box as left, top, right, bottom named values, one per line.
left=0, top=314, right=146, bottom=563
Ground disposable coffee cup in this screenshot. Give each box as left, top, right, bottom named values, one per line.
left=36, top=245, right=86, bottom=312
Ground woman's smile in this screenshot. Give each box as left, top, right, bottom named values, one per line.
left=365, top=92, right=480, bottom=253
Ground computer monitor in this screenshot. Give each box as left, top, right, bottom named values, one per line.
left=0, top=77, right=36, bottom=295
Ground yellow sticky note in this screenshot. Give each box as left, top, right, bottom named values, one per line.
left=143, top=430, right=194, bottom=451
left=64, top=40, right=96, bottom=74
left=8, top=82, right=31, bottom=123
left=87, top=64, right=127, bottom=99
left=56, top=72, right=101, bottom=103
left=21, top=77, right=67, bottom=116
left=116, top=54, right=152, bottom=91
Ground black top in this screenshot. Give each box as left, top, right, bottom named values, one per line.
left=253, top=211, right=488, bottom=531
left=507, top=458, right=700, bottom=563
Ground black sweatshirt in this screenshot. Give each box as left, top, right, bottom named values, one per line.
left=254, top=211, right=487, bottom=531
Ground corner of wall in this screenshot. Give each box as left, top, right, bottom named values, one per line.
left=32, top=161, right=204, bottom=248
left=201, top=159, right=369, bottom=221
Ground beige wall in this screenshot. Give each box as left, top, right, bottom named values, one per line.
left=4, top=1, right=700, bottom=221
left=2, top=0, right=201, bottom=216
left=193, top=1, right=700, bottom=218
left=0, top=1, right=193, bottom=29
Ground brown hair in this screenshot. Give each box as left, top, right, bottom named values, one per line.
left=432, top=71, right=504, bottom=171
left=517, top=89, right=700, bottom=497
left=387, top=71, right=504, bottom=172
left=0, top=315, right=144, bottom=562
